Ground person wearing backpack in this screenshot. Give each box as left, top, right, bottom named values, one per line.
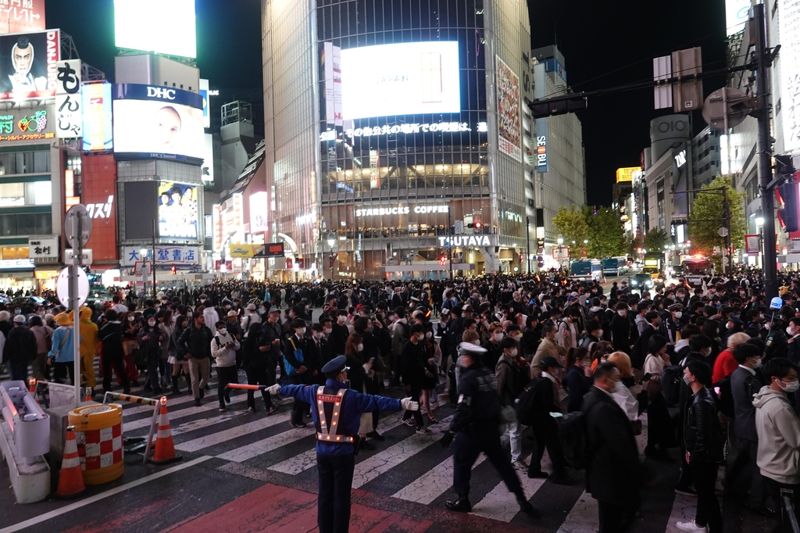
left=495, top=336, right=527, bottom=469
left=676, top=360, right=723, bottom=533
left=211, top=320, right=239, bottom=412
left=526, top=356, right=570, bottom=484
left=284, top=319, right=310, bottom=427
left=582, top=362, right=641, bottom=533
left=726, top=342, right=769, bottom=513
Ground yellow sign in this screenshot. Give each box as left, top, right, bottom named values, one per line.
left=228, top=243, right=261, bottom=259
left=616, top=166, right=641, bottom=183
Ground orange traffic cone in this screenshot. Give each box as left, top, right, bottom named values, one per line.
left=56, top=426, right=85, bottom=498
left=150, top=396, right=181, bottom=464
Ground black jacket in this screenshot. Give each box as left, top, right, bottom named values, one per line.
left=99, top=321, right=124, bottom=359
left=610, top=314, right=631, bottom=352
left=563, top=365, right=591, bottom=413
left=683, top=386, right=723, bottom=463
left=730, top=365, right=762, bottom=442
left=582, top=386, right=641, bottom=506
left=449, top=364, right=501, bottom=433
left=3, top=324, right=36, bottom=365
left=180, top=324, right=213, bottom=359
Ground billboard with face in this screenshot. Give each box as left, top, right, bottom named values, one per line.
left=158, top=181, right=198, bottom=239
left=113, top=84, right=204, bottom=161
left=0, top=29, right=59, bottom=101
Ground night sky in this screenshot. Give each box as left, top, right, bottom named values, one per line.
left=45, top=0, right=727, bottom=206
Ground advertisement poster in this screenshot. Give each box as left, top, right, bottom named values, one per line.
left=0, top=29, right=59, bottom=101
left=158, top=181, right=198, bottom=239
left=201, top=133, right=214, bottom=184
left=81, top=82, right=113, bottom=151
left=199, top=78, right=210, bottom=129
left=780, top=0, right=800, bottom=154
left=496, top=56, right=522, bottom=162
left=341, top=41, right=460, bottom=120
left=55, top=58, right=81, bottom=138
left=249, top=191, right=268, bottom=233
left=0, top=106, right=53, bottom=142
left=0, top=0, right=45, bottom=35
left=113, top=84, right=204, bottom=161
left=114, top=0, right=196, bottom=59
left=81, top=154, right=118, bottom=264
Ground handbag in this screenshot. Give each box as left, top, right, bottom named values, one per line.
left=283, top=338, right=304, bottom=377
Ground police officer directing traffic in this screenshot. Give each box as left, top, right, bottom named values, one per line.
left=269, top=355, right=419, bottom=533
left=440, top=342, right=540, bottom=518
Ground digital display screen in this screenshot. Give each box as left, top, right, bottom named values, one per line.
left=340, top=41, right=460, bottom=120
left=265, top=243, right=284, bottom=257
left=114, top=0, right=196, bottom=58
left=158, top=181, right=198, bottom=239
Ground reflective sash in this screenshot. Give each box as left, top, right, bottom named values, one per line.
left=315, top=386, right=354, bottom=443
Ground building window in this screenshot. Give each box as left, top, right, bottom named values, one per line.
left=0, top=149, right=50, bottom=176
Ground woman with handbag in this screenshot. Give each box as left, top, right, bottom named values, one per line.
left=643, top=334, right=674, bottom=459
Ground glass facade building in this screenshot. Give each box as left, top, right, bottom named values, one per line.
left=262, top=0, right=532, bottom=279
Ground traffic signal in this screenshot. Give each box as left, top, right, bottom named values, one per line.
left=776, top=154, right=796, bottom=177
left=779, top=181, right=800, bottom=233
left=439, top=254, right=447, bottom=265
left=171, top=265, right=177, bottom=275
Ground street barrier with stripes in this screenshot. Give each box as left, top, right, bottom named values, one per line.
left=102, top=391, right=160, bottom=464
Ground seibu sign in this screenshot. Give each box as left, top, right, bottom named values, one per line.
left=438, top=235, right=491, bottom=247
left=356, top=205, right=448, bottom=217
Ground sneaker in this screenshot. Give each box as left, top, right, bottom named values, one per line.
left=402, top=418, right=416, bottom=428
left=416, top=427, right=432, bottom=434
left=366, top=431, right=385, bottom=441
left=248, top=406, right=256, bottom=413
left=444, top=498, right=472, bottom=513
left=219, top=407, right=227, bottom=412
left=512, top=460, right=528, bottom=471
left=675, top=520, right=707, bottom=532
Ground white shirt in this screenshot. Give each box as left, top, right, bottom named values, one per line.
left=644, top=353, right=666, bottom=377
left=612, top=380, right=639, bottom=421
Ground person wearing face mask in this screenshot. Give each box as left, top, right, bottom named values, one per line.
left=211, top=320, right=239, bottom=412
left=665, top=304, right=684, bottom=345
left=400, top=324, right=428, bottom=433
left=562, top=346, right=592, bottom=413
left=495, top=337, right=528, bottom=469
left=138, top=313, right=166, bottom=393
left=753, top=357, right=800, bottom=532
left=712, top=331, right=751, bottom=385
left=677, top=360, right=723, bottom=533
left=483, top=324, right=504, bottom=369
left=726, top=342, right=769, bottom=513
left=610, top=303, right=632, bottom=353
left=284, top=319, right=311, bottom=427
left=122, top=312, right=141, bottom=386
left=786, top=317, right=800, bottom=365
left=582, top=363, right=641, bottom=533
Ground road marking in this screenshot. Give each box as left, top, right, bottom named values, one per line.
left=0, top=455, right=212, bottom=533
left=470, top=454, right=548, bottom=522
left=392, top=454, right=486, bottom=504
left=176, top=411, right=291, bottom=452
left=217, top=426, right=312, bottom=462
left=556, top=491, right=597, bottom=533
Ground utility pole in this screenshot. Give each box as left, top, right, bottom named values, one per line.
left=754, top=3, right=778, bottom=300
left=722, top=188, right=732, bottom=273
left=525, top=216, right=531, bottom=274
left=447, top=208, right=453, bottom=281
left=151, top=220, right=157, bottom=300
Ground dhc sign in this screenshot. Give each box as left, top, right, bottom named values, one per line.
left=146, top=87, right=177, bottom=100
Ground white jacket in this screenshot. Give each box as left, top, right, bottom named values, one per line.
left=753, top=385, right=800, bottom=484
left=211, top=331, right=239, bottom=368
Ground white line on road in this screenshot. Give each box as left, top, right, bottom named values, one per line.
left=0, top=455, right=213, bottom=533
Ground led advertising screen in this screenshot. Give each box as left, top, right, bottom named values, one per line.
left=340, top=41, right=460, bottom=120
left=114, top=0, right=196, bottom=59
left=496, top=55, right=521, bottom=162
left=780, top=0, right=800, bottom=153
left=0, top=29, right=59, bottom=101
left=113, top=84, right=204, bottom=161
left=158, top=181, right=198, bottom=239
left=82, top=82, right=113, bottom=151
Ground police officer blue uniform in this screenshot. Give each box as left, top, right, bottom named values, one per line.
left=440, top=342, right=539, bottom=518
left=270, top=355, right=418, bottom=533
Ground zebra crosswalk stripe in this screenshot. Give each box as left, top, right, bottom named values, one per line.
left=176, top=411, right=292, bottom=453
left=392, top=453, right=487, bottom=504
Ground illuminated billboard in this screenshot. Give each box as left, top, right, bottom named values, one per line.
left=780, top=0, right=800, bottom=153
left=616, top=166, right=642, bottom=183
left=82, top=82, right=113, bottom=151
left=199, top=78, right=210, bottom=129
left=114, top=0, right=196, bottom=59
left=496, top=56, right=521, bottom=161
left=0, top=0, right=45, bottom=34
left=0, top=107, right=53, bottom=142
left=113, top=84, right=204, bottom=161
left=726, top=0, right=751, bottom=36
left=158, top=181, right=198, bottom=239
left=340, top=41, right=460, bottom=120
left=0, top=29, right=60, bottom=101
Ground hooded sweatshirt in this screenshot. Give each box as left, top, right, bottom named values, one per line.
left=753, top=385, right=800, bottom=484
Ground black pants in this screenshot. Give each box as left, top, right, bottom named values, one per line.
left=529, top=417, right=566, bottom=475
left=726, top=436, right=766, bottom=506
left=290, top=375, right=308, bottom=425
left=646, top=392, right=672, bottom=449
left=401, top=385, right=424, bottom=428
left=146, top=351, right=161, bottom=391
left=245, top=366, right=273, bottom=410
left=691, top=461, right=722, bottom=533
left=53, top=361, right=74, bottom=384
left=102, top=350, right=130, bottom=393
left=766, top=478, right=800, bottom=533
left=598, top=500, right=635, bottom=533
left=10, top=358, right=28, bottom=381
left=317, top=453, right=355, bottom=533
left=216, top=366, right=238, bottom=408
left=453, top=429, right=523, bottom=501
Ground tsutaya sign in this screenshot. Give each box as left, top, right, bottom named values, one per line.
left=355, top=205, right=448, bottom=217
left=439, top=235, right=491, bottom=247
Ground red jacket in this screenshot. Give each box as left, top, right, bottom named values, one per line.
left=712, top=348, right=737, bottom=384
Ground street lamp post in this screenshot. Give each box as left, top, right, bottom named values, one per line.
left=140, top=248, right=149, bottom=299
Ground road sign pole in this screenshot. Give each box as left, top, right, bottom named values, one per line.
left=70, top=215, right=82, bottom=405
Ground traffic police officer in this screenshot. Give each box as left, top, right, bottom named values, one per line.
left=269, top=355, right=418, bottom=533
left=439, top=342, right=540, bottom=518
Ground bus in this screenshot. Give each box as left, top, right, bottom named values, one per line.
left=570, top=259, right=602, bottom=281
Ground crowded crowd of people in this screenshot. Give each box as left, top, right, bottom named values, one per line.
left=2, top=270, right=800, bottom=531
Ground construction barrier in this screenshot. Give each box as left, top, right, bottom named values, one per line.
left=103, top=391, right=160, bottom=464
left=68, top=404, right=124, bottom=485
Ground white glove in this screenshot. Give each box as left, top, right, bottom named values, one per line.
left=266, top=384, right=281, bottom=396
left=401, top=397, right=419, bottom=411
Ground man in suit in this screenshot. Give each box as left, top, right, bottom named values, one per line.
left=583, top=362, right=642, bottom=532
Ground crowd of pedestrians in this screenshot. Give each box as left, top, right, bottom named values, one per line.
left=2, top=271, right=800, bottom=530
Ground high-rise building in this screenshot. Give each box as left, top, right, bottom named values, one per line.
left=261, top=0, right=533, bottom=279
left=531, top=45, right=586, bottom=246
